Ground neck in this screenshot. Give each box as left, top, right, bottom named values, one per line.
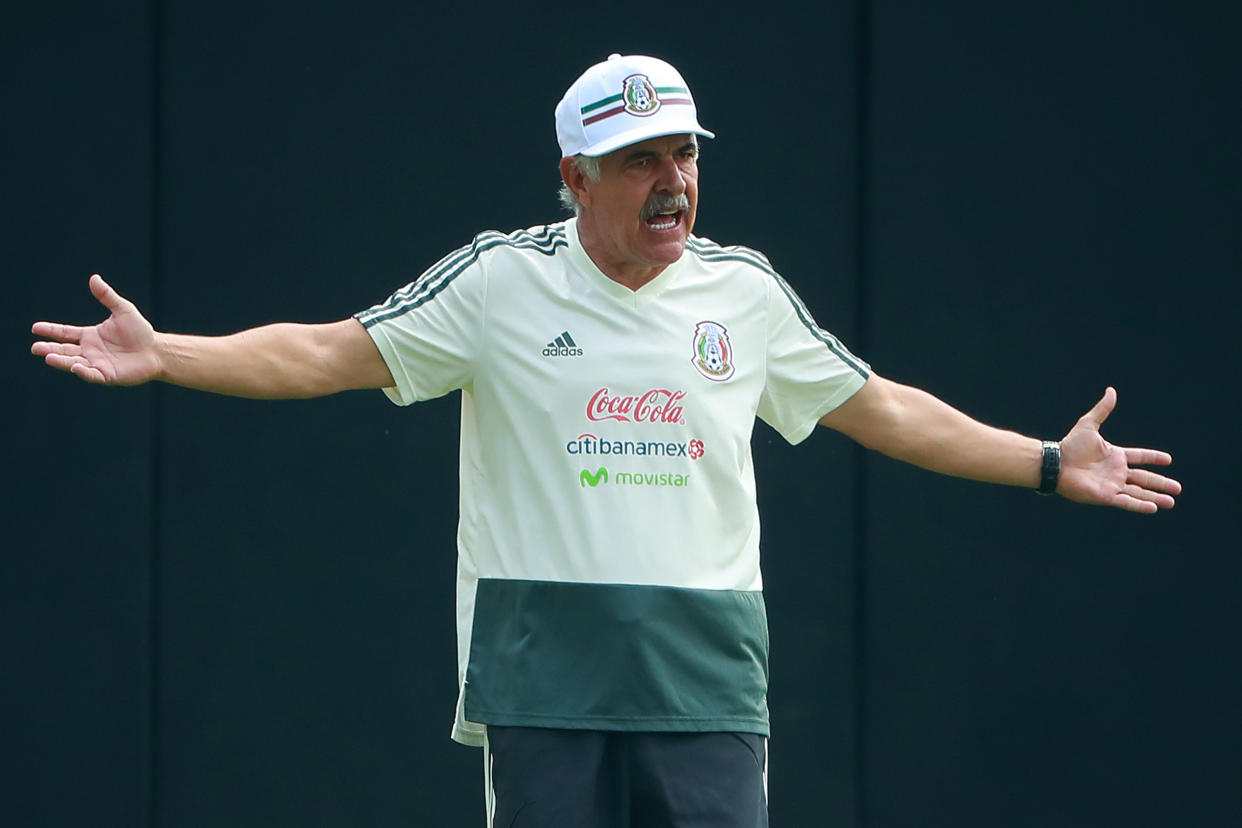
left=586, top=254, right=668, bottom=292
left=575, top=216, right=674, bottom=293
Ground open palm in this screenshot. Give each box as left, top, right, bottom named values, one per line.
left=1056, top=387, right=1180, bottom=513
left=31, top=274, right=161, bottom=385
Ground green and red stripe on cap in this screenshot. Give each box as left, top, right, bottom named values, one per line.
left=580, top=87, right=693, bottom=126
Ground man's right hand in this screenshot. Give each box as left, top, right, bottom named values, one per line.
left=32, top=274, right=162, bottom=385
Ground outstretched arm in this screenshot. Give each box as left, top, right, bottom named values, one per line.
left=818, top=375, right=1180, bottom=513
left=32, top=274, right=394, bottom=399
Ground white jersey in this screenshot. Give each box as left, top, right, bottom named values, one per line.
left=356, top=218, right=869, bottom=746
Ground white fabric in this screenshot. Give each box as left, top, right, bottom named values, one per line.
left=357, top=218, right=868, bottom=746
left=555, top=53, right=715, bottom=157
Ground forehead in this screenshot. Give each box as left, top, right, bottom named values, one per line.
left=605, top=133, right=698, bottom=161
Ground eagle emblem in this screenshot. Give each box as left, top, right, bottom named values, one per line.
left=622, top=74, right=661, bottom=117
left=691, top=321, right=735, bottom=381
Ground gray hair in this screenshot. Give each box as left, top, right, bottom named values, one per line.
left=557, top=154, right=602, bottom=216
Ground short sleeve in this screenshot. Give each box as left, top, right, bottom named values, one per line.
left=354, top=239, right=488, bottom=406
left=757, top=273, right=870, bottom=444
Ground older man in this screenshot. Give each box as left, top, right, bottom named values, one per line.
left=32, top=54, right=1179, bottom=827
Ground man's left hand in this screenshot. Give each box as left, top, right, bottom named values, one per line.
left=1057, top=387, right=1181, bottom=513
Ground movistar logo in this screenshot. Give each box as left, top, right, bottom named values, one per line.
left=543, top=330, right=583, bottom=357
left=580, top=467, right=609, bottom=487
left=579, top=466, right=690, bottom=488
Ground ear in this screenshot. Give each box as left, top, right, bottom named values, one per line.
left=559, top=156, right=592, bottom=208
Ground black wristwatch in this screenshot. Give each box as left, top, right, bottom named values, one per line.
left=1036, top=440, right=1060, bottom=496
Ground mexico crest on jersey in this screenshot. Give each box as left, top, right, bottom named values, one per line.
left=691, top=321, right=735, bottom=382
left=622, top=74, right=661, bottom=117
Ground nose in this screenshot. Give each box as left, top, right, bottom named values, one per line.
left=653, top=155, right=686, bottom=196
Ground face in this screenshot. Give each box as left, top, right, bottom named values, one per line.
left=572, top=133, right=700, bottom=286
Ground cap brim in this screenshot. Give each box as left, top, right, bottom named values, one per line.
left=577, top=122, right=715, bottom=158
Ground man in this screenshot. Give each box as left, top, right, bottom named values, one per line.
left=32, top=54, right=1179, bottom=827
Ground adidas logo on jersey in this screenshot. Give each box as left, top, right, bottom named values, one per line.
left=543, top=331, right=583, bottom=357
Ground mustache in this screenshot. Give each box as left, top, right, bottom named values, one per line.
left=640, top=193, right=691, bottom=220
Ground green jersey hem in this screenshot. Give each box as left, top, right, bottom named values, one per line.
left=464, top=579, right=770, bottom=733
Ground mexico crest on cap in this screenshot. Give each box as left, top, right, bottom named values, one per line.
left=622, top=74, right=661, bottom=117
left=691, top=321, right=735, bottom=381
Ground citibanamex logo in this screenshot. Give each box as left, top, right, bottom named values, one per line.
left=688, top=439, right=705, bottom=460
left=587, top=387, right=687, bottom=424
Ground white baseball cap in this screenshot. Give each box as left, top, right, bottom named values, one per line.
left=555, top=54, right=715, bottom=158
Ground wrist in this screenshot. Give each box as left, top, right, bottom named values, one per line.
left=151, top=331, right=176, bottom=384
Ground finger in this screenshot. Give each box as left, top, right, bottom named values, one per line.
left=31, top=321, right=86, bottom=343
left=32, top=341, right=83, bottom=358
left=68, top=362, right=107, bottom=383
left=1127, top=467, right=1182, bottom=495
left=1111, top=491, right=1161, bottom=514
left=43, top=351, right=87, bottom=373
left=1120, top=483, right=1176, bottom=510
left=89, top=273, right=133, bottom=313
left=1123, top=446, right=1173, bottom=467
left=44, top=353, right=107, bottom=383
left=1081, top=386, right=1117, bottom=428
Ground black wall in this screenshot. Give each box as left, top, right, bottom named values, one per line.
left=5, top=2, right=1238, bottom=826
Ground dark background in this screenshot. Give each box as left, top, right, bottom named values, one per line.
left=4, top=2, right=1238, bottom=826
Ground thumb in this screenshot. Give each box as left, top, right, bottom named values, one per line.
left=1080, top=386, right=1117, bottom=429
left=89, top=273, right=132, bottom=314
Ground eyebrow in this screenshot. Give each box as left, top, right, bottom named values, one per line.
left=622, top=149, right=659, bottom=164
left=621, top=141, right=699, bottom=165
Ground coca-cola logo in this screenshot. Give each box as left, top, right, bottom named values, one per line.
left=586, top=387, right=687, bottom=425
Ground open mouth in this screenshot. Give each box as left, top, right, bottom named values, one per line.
left=645, top=210, right=683, bottom=231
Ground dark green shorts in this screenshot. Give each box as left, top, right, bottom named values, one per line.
left=487, top=727, right=768, bottom=828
